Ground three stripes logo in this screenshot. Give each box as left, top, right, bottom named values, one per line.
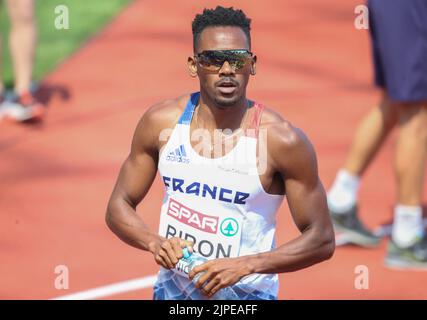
left=166, top=144, right=190, bottom=164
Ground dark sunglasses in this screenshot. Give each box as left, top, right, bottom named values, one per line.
left=194, top=49, right=253, bottom=72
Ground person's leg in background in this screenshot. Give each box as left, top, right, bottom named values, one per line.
left=7, top=0, right=36, bottom=96
left=385, top=102, right=427, bottom=268
left=375, top=0, right=427, bottom=268
left=0, top=0, right=44, bottom=122
left=343, top=94, right=397, bottom=177
left=327, top=94, right=397, bottom=247
left=326, top=0, right=392, bottom=247
left=0, top=41, right=4, bottom=106
left=0, top=2, right=5, bottom=105
left=329, top=0, right=427, bottom=267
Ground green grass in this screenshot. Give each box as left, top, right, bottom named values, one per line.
left=0, top=0, right=131, bottom=88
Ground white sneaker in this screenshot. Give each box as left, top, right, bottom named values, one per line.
left=0, top=91, right=45, bottom=122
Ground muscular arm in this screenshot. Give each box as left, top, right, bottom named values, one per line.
left=248, top=123, right=335, bottom=273
left=106, top=102, right=193, bottom=269
left=105, top=109, right=163, bottom=253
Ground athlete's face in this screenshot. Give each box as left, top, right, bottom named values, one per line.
left=188, top=26, right=256, bottom=107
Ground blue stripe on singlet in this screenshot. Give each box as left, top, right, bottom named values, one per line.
left=177, top=92, right=199, bottom=125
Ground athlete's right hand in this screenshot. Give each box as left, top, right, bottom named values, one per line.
left=152, top=237, right=194, bottom=269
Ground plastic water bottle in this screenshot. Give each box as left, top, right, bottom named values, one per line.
left=174, top=248, right=240, bottom=300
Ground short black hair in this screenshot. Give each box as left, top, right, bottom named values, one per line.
left=192, top=6, right=251, bottom=52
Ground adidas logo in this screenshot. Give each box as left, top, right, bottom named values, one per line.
left=166, top=144, right=190, bottom=163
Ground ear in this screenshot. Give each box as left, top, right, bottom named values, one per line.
left=188, top=56, right=198, bottom=77
left=250, top=55, right=257, bottom=75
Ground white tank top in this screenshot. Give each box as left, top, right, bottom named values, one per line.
left=154, top=92, right=284, bottom=300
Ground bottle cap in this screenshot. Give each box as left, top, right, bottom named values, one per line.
left=182, top=247, right=191, bottom=259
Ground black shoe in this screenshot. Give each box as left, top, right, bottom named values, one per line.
left=330, top=205, right=380, bottom=247
left=385, top=235, right=427, bottom=270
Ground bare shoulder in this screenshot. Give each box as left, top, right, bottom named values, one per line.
left=259, top=107, right=302, bottom=149
left=140, top=94, right=189, bottom=130
left=259, top=107, right=317, bottom=175
left=132, top=93, right=190, bottom=152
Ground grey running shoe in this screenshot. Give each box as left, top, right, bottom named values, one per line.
left=330, top=205, right=380, bottom=247
left=385, top=235, right=427, bottom=270
left=0, top=91, right=44, bottom=122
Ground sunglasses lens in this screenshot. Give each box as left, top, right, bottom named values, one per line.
left=198, top=54, right=223, bottom=71
left=197, top=50, right=252, bottom=71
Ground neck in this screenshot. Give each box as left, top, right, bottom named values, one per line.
left=196, top=90, right=248, bottom=131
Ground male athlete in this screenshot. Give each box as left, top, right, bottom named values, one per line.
left=106, top=6, right=334, bottom=300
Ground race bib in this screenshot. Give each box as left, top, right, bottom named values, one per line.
left=159, top=197, right=243, bottom=260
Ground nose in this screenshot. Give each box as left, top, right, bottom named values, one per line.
left=219, top=60, right=235, bottom=75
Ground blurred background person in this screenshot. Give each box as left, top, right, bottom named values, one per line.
left=327, top=0, right=427, bottom=269
left=0, top=0, right=44, bottom=122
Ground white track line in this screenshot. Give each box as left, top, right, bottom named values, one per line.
left=52, top=275, right=157, bottom=300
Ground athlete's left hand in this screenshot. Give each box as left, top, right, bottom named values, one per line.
left=188, top=257, right=253, bottom=297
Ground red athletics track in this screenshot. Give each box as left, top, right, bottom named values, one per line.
left=1, top=0, right=426, bottom=299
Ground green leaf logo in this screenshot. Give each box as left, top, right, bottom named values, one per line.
left=220, top=218, right=239, bottom=237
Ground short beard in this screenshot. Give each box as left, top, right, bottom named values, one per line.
left=213, top=94, right=243, bottom=108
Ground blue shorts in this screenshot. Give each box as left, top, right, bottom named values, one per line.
left=368, top=0, right=427, bottom=102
